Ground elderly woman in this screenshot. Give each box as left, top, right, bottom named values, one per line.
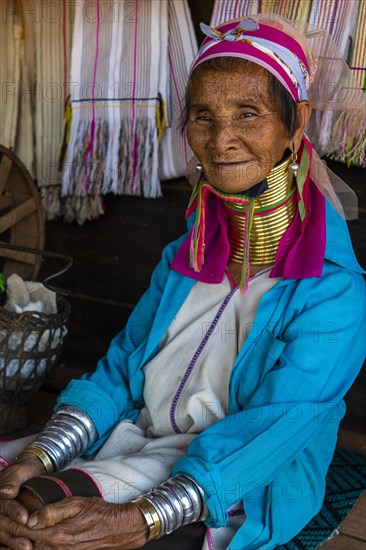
left=0, top=13, right=365, bottom=550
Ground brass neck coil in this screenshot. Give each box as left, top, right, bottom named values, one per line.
left=225, top=155, right=297, bottom=266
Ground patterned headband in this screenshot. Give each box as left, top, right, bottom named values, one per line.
left=191, top=18, right=310, bottom=102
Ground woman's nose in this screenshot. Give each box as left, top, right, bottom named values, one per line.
left=208, top=118, right=241, bottom=154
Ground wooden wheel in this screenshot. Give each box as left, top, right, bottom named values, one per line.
left=0, top=145, right=45, bottom=280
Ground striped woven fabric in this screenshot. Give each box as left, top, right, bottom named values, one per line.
left=61, top=0, right=197, bottom=224
left=0, top=2, right=21, bottom=154
left=331, top=0, right=366, bottom=167
left=307, top=0, right=359, bottom=58
left=306, top=0, right=365, bottom=166
left=24, top=0, right=73, bottom=217
left=158, top=0, right=197, bottom=181
left=14, top=1, right=35, bottom=174
left=210, top=0, right=260, bottom=24
left=349, top=0, right=366, bottom=90
left=210, top=0, right=314, bottom=25
left=0, top=1, right=73, bottom=216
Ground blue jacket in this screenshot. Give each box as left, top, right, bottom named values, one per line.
left=57, top=202, right=365, bottom=549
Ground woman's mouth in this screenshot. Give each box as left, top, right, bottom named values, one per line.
left=213, top=160, right=251, bottom=168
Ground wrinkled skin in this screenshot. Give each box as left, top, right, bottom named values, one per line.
left=0, top=496, right=148, bottom=550
left=0, top=497, right=36, bottom=550
left=0, top=453, right=46, bottom=549
left=0, top=454, right=147, bottom=550
left=187, top=63, right=310, bottom=194
left=0, top=453, right=46, bottom=501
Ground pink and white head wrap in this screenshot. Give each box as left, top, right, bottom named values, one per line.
left=191, top=16, right=311, bottom=102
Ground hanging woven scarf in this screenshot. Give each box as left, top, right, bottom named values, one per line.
left=60, top=0, right=197, bottom=224
left=0, top=2, right=23, bottom=162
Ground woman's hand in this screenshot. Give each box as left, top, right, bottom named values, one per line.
left=0, top=454, right=46, bottom=550
left=9, top=497, right=149, bottom=550
left=0, top=486, right=44, bottom=549
left=0, top=497, right=35, bottom=550
left=0, top=453, right=46, bottom=500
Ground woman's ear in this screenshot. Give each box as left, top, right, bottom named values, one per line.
left=290, top=101, right=312, bottom=151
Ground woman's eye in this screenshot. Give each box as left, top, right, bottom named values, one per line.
left=196, top=115, right=212, bottom=122
left=240, top=112, right=256, bottom=119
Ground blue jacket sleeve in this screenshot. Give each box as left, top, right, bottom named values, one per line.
left=171, top=267, right=365, bottom=548
left=55, top=233, right=188, bottom=451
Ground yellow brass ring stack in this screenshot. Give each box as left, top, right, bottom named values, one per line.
left=19, top=445, right=54, bottom=474
left=132, top=497, right=161, bottom=541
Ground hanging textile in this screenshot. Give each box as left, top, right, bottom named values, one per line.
left=60, top=0, right=197, bottom=224
left=0, top=2, right=22, bottom=158
left=13, top=0, right=34, bottom=174
left=348, top=0, right=366, bottom=90
left=307, top=0, right=359, bottom=57
left=0, top=1, right=73, bottom=215
left=330, top=0, right=366, bottom=167
left=305, top=0, right=364, bottom=165
left=210, top=0, right=365, bottom=167
left=29, top=0, right=73, bottom=218
left=158, top=0, right=197, bottom=181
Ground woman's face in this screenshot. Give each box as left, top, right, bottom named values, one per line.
left=187, top=65, right=293, bottom=194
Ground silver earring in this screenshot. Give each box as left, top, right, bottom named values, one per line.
left=289, top=151, right=299, bottom=178
left=195, top=163, right=203, bottom=174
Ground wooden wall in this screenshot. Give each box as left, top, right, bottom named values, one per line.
left=39, top=180, right=191, bottom=368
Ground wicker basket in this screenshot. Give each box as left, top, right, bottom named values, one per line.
left=0, top=147, right=73, bottom=433
left=0, top=297, right=70, bottom=434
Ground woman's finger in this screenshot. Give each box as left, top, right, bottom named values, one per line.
left=0, top=528, right=33, bottom=550
left=0, top=499, right=29, bottom=525
left=0, top=469, right=29, bottom=499
left=0, top=459, right=46, bottom=500
left=27, top=498, right=81, bottom=529
left=25, top=501, right=148, bottom=550
left=0, top=475, right=21, bottom=499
